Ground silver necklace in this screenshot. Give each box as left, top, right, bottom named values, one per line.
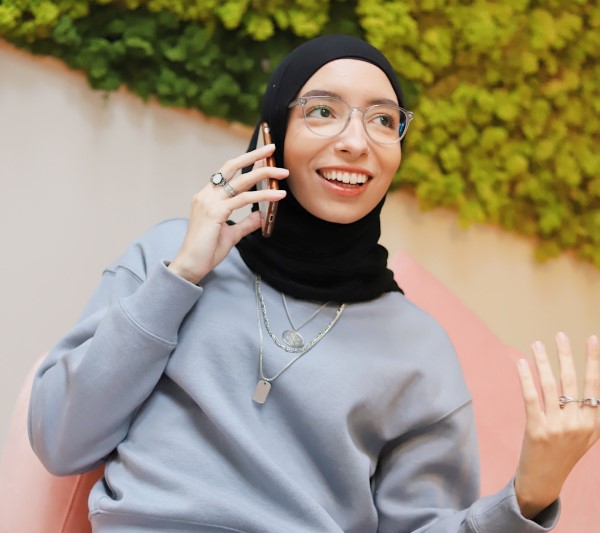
left=281, top=293, right=329, bottom=348
left=252, top=275, right=345, bottom=404
left=255, top=276, right=344, bottom=354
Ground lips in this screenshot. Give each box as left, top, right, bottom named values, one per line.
left=319, top=170, right=370, bottom=186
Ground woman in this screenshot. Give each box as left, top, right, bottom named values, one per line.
left=29, top=34, right=599, bottom=532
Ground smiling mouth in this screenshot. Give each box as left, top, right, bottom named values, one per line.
left=319, top=170, right=370, bottom=186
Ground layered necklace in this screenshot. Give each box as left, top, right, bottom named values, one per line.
left=253, top=275, right=345, bottom=403
left=281, top=293, right=329, bottom=349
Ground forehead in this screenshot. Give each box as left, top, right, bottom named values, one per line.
left=297, top=59, right=398, bottom=105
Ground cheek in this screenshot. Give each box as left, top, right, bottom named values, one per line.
left=283, top=125, right=303, bottom=173
left=387, top=146, right=402, bottom=172
left=375, top=148, right=401, bottom=188
left=384, top=149, right=401, bottom=187
left=283, top=134, right=319, bottom=186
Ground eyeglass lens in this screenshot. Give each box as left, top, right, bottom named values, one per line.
left=301, top=97, right=408, bottom=143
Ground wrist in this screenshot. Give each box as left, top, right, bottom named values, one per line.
left=515, top=478, right=559, bottom=520
left=167, top=259, right=204, bottom=285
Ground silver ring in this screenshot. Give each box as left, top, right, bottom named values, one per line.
left=210, top=172, right=226, bottom=186
left=580, top=397, right=600, bottom=408
left=222, top=182, right=237, bottom=198
left=559, top=395, right=578, bottom=409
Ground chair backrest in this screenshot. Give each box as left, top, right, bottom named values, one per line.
left=0, top=357, right=102, bottom=533
left=389, top=250, right=599, bottom=533
left=1, top=252, right=597, bottom=532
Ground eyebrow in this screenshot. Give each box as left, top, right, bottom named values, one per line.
left=301, top=89, right=399, bottom=107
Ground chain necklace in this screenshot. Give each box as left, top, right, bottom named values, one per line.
left=281, top=293, right=329, bottom=348
left=252, top=275, right=345, bottom=404
left=255, top=275, right=344, bottom=354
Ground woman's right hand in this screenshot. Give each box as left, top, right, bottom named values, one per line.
left=168, top=144, right=288, bottom=284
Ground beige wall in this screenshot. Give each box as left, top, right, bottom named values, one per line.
left=1, top=41, right=598, bottom=453
left=380, top=192, right=600, bottom=366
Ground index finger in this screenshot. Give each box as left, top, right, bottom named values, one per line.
left=221, top=144, right=277, bottom=179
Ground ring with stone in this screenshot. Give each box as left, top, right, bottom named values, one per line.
left=210, top=172, right=226, bottom=186
left=580, top=397, right=600, bottom=408
left=558, top=395, right=578, bottom=409
left=222, top=182, right=237, bottom=198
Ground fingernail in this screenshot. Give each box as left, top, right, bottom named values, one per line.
left=556, top=331, right=568, bottom=347
left=532, top=341, right=544, bottom=353
left=590, top=335, right=599, bottom=346
left=518, top=359, right=529, bottom=370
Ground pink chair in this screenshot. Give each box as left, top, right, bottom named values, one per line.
left=0, top=358, right=102, bottom=533
left=1, top=251, right=597, bottom=532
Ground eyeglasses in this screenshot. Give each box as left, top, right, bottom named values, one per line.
left=288, top=96, right=414, bottom=145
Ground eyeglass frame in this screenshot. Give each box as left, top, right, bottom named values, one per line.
left=287, top=95, right=414, bottom=145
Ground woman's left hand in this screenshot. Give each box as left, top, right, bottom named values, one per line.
left=515, top=333, right=600, bottom=519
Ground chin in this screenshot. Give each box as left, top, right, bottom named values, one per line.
left=290, top=185, right=381, bottom=224
left=324, top=213, right=365, bottom=224
left=309, top=205, right=372, bottom=224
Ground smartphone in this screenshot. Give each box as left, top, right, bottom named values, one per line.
left=256, top=122, right=279, bottom=237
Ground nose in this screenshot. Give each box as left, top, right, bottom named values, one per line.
left=335, top=110, right=369, bottom=156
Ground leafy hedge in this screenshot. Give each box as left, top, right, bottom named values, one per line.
left=1, top=0, right=599, bottom=268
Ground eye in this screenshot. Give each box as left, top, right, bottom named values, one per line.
left=371, top=113, right=397, bottom=129
left=306, top=105, right=335, bottom=119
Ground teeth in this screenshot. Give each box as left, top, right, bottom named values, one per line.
left=321, top=170, right=368, bottom=184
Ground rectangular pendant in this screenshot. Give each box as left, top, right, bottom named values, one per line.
left=253, top=380, right=271, bottom=404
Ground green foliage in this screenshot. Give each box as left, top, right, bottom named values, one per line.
left=1, top=0, right=361, bottom=123
left=1, top=0, right=599, bottom=268
left=358, top=0, right=599, bottom=267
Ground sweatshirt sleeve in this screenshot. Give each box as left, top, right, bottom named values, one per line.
left=373, top=402, right=559, bottom=532
left=28, top=223, right=202, bottom=476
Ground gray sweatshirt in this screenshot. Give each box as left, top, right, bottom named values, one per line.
left=28, top=219, right=558, bottom=532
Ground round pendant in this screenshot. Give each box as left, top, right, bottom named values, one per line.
left=282, top=330, right=304, bottom=348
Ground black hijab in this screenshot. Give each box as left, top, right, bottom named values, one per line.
left=235, top=34, right=403, bottom=303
